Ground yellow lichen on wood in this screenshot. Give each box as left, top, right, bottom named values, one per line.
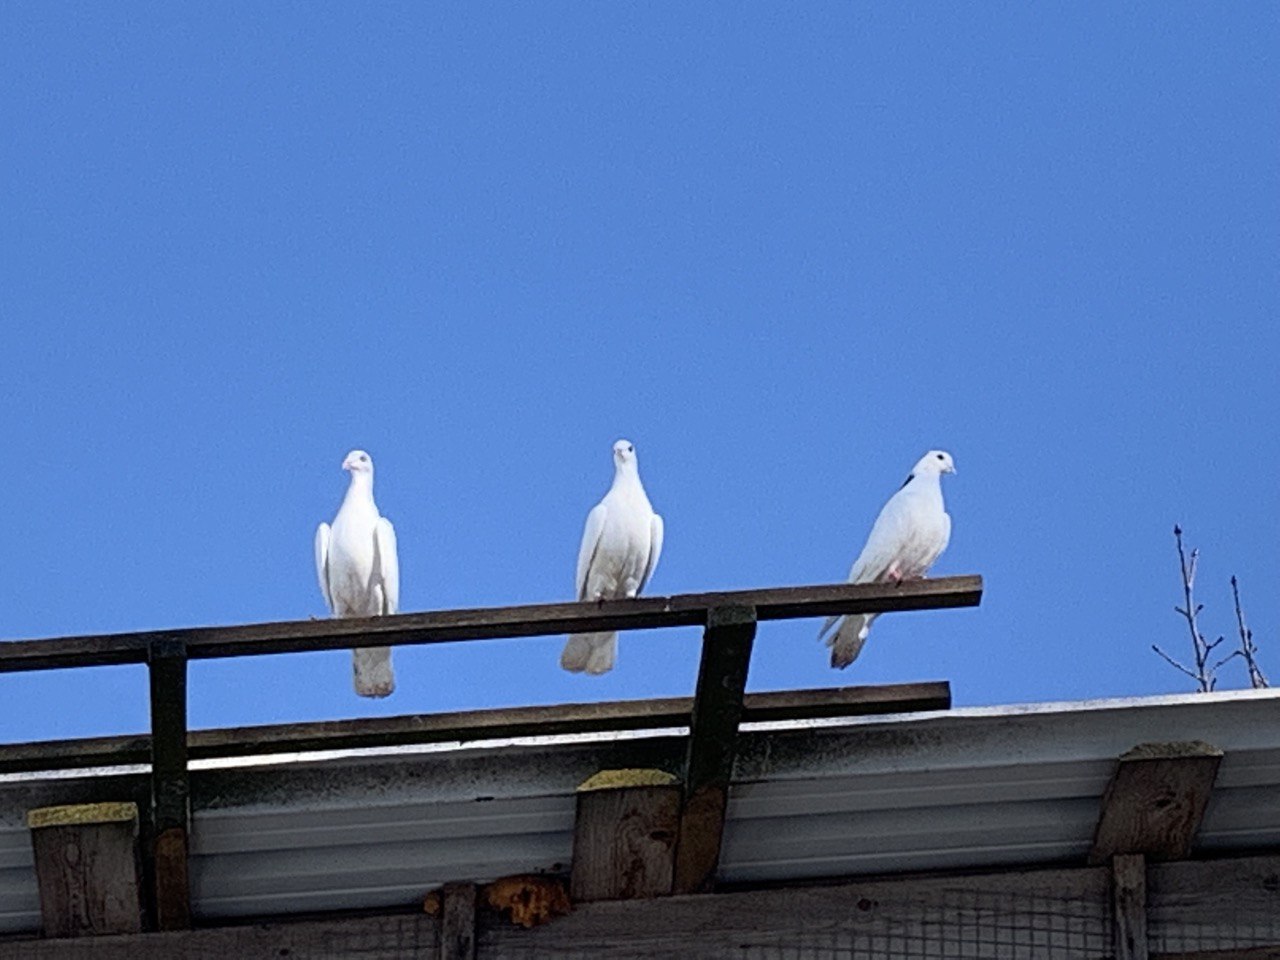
left=26, top=802, right=139, bottom=830
left=485, top=875, right=572, bottom=928
left=577, top=768, right=678, bottom=792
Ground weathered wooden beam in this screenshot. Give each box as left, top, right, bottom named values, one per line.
left=673, top=605, right=756, bottom=895
left=0, top=681, right=951, bottom=774
left=1089, top=741, right=1222, bottom=864
left=147, top=639, right=190, bottom=931
left=0, top=576, right=982, bottom=671
left=440, top=881, right=477, bottom=960
left=1147, top=855, right=1280, bottom=948
left=570, top=769, right=680, bottom=902
left=0, top=856, right=1272, bottom=959
left=26, top=802, right=143, bottom=938
left=1113, top=853, right=1149, bottom=960
left=0, top=914, right=438, bottom=959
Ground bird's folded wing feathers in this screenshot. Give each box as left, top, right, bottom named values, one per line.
left=847, top=495, right=915, bottom=583
left=819, top=494, right=913, bottom=641
left=575, top=503, right=608, bottom=601
left=374, top=518, right=399, bottom=615
left=314, top=523, right=333, bottom=612
left=640, top=514, right=664, bottom=593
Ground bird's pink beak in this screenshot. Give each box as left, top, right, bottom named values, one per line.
left=341, top=457, right=354, bottom=472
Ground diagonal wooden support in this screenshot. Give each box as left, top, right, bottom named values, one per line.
left=1089, top=741, right=1222, bottom=865
left=673, top=604, right=757, bottom=895
left=147, top=638, right=191, bottom=931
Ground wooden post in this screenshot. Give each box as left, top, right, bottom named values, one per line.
left=673, top=604, right=757, bottom=895
left=1090, top=741, right=1222, bottom=864
left=440, top=881, right=477, bottom=960
left=570, top=769, right=680, bottom=902
left=1113, top=853, right=1149, bottom=960
left=148, top=638, right=191, bottom=930
left=26, top=802, right=143, bottom=938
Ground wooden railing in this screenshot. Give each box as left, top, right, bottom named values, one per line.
left=0, top=575, right=983, bottom=931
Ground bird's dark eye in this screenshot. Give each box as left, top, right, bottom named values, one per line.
left=361, top=455, right=368, bottom=462
left=936, top=454, right=944, bottom=460
left=628, top=445, right=634, bottom=452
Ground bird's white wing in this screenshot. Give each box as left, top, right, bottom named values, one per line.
left=374, top=518, right=400, bottom=615
left=576, top=503, right=609, bottom=601
left=847, top=491, right=916, bottom=584
left=818, top=492, right=914, bottom=641
left=640, top=513, right=664, bottom=593
left=314, top=523, right=333, bottom=613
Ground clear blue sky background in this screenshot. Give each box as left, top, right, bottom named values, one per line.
left=2, top=3, right=1277, bottom=743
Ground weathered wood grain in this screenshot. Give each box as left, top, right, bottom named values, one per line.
left=441, top=882, right=477, bottom=960
left=1113, top=853, right=1149, bottom=960
left=570, top=774, right=680, bottom=901
left=482, top=863, right=1111, bottom=958
left=0, top=914, right=439, bottom=959
left=1148, top=855, right=1280, bottom=946
left=673, top=606, right=756, bottom=895
left=27, top=803, right=142, bottom=938
left=0, top=577, right=982, bottom=672
left=1090, top=741, right=1222, bottom=864
left=0, top=857, right=1272, bottom=959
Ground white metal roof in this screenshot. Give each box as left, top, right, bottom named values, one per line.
left=1, top=688, right=1278, bottom=930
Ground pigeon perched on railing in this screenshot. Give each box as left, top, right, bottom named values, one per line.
left=314, top=449, right=400, bottom=697
left=819, top=450, right=955, bottom=669
left=561, top=440, right=664, bottom=676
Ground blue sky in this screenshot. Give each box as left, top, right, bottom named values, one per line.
left=1, top=3, right=1277, bottom=743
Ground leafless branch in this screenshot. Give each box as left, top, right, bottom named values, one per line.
left=1231, top=575, right=1269, bottom=689
left=1168, top=525, right=1217, bottom=692
left=1152, top=643, right=1203, bottom=684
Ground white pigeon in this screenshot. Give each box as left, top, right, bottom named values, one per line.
left=561, top=439, right=664, bottom=675
left=314, top=449, right=400, bottom=697
left=819, top=450, right=955, bottom=669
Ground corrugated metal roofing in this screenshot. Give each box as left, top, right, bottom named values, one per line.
left=0, top=688, right=1278, bottom=931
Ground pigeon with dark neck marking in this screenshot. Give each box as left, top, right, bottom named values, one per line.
left=819, top=450, right=955, bottom=668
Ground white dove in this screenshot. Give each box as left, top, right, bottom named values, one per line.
left=819, top=449, right=955, bottom=669
left=561, top=439, right=664, bottom=675
left=314, top=449, right=400, bottom=697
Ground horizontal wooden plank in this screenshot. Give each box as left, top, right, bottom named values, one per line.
left=481, top=864, right=1113, bottom=957
left=0, top=577, right=981, bottom=673
left=0, top=682, right=949, bottom=774
left=0, top=914, right=439, bottom=959
left=1148, top=855, right=1280, bottom=948
left=0, top=855, right=1271, bottom=958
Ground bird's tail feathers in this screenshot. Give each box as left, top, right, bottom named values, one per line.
left=561, top=632, right=618, bottom=675
left=353, top=646, right=395, bottom=698
left=825, top=614, right=877, bottom=670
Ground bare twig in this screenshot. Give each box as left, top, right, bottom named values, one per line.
left=1151, top=643, right=1203, bottom=684
left=1168, top=525, right=1218, bottom=692
left=1231, top=576, right=1269, bottom=689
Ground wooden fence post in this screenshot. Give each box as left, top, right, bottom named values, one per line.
left=26, top=802, right=143, bottom=938
left=673, top=604, right=757, bottom=895
left=148, top=637, right=191, bottom=930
